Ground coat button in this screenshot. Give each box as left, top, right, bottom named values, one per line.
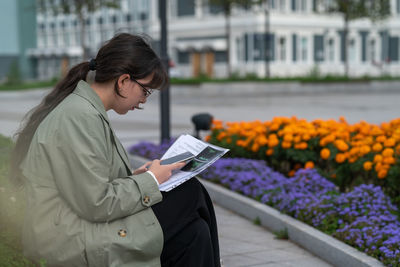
left=118, top=229, right=127, bottom=237
left=143, top=196, right=150, bottom=204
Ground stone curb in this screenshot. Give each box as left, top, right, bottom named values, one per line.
left=129, top=154, right=383, bottom=267
left=199, top=179, right=384, bottom=267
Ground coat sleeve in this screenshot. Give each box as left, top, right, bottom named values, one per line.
left=43, top=111, right=162, bottom=223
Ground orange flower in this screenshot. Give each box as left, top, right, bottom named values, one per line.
left=266, top=148, right=274, bottom=156
left=293, top=135, right=301, bottom=143
left=375, top=162, right=383, bottom=172
left=396, top=144, right=400, bottom=155
left=268, top=138, right=279, bottom=147
left=283, top=134, right=293, bottom=142
left=376, top=135, right=386, bottom=143
left=360, top=145, right=371, bottom=155
left=383, top=157, right=396, bottom=165
left=295, top=142, right=308, bottom=150
left=335, top=153, right=347, bottom=163
left=384, top=138, right=396, bottom=147
left=305, top=161, right=314, bottom=169
left=236, top=140, right=245, bottom=147
left=320, top=148, right=331, bottom=160
left=269, top=123, right=280, bottom=131
left=302, top=134, right=311, bottom=141
left=363, top=161, right=372, bottom=171
left=373, top=154, right=383, bottom=163
left=335, top=140, right=349, bottom=152
left=348, top=157, right=357, bottom=163
left=288, top=170, right=296, bottom=177
left=372, top=143, right=383, bottom=152
left=377, top=169, right=388, bottom=179
left=281, top=141, right=292, bottom=149
left=251, top=143, right=260, bottom=152
left=256, top=136, right=268, bottom=146
left=382, top=148, right=394, bottom=158
left=217, top=132, right=227, bottom=141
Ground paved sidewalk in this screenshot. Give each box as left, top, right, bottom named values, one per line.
left=215, top=204, right=332, bottom=267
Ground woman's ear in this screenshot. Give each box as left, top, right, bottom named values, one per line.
left=117, top=74, right=131, bottom=93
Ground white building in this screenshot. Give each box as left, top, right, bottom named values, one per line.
left=31, top=0, right=400, bottom=79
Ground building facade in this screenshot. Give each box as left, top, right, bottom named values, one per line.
left=32, top=0, right=400, bottom=79
left=0, top=0, right=37, bottom=82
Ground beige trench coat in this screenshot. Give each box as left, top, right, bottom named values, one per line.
left=20, top=80, right=163, bottom=266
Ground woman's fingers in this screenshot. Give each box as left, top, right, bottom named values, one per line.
left=132, top=161, right=152, bottom=175
left=148, top=159, right=188, bottom=184
left=171, top=161, right=186, bottom=170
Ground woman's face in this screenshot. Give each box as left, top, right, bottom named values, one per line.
left=113, top=74, right=153, bottom=114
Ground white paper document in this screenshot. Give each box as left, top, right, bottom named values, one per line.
left=158, top=134, right=229, bottom=192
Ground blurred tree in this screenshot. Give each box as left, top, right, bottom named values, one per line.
left=37, top=0, right=120, bottom=60
left=317, top=0, right=391, bottom=76
left=208, top=0, right=253, bottom=77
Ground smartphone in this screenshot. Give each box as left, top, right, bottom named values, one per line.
left=160, top=151, right=196, bottom=165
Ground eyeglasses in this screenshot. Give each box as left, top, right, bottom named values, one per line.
left=131, top=78, right=153, bottom=97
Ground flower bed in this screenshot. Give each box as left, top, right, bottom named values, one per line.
left=130, top=141, right=400, bottom=266
left=206, top=117, right=400, bottom=207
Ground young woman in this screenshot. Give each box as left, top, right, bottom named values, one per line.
left=11, top=33, right=220, bottom=267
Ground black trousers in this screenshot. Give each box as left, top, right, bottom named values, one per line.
left=152, top=178, right=220, bottom=267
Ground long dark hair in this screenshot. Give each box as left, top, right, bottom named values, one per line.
left=10, top=33, right=168, bottom=185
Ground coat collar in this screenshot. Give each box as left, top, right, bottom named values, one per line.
left=73, top=80, right=110, bottom=124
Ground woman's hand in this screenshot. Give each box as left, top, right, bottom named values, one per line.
left=148, top=159, right=186, bottom=184
left=132, top=162, right=152, bottom=175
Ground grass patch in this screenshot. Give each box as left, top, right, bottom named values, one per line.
left=273, top=228, right=289, bottom=240
left=253, top=217, right=261, bottom=226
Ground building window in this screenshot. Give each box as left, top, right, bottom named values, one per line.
left=126, top=14, right=132, bottom=22
left=98, top=17, right=103, bottom=25
left=177, top=0, right=195, bottom=16
left=177, top=51, right=190, bottom=64
left=279, top=37, right=286, bottom=61
left=215, top=51, right=227, bottom=62
left=313, top=35, right=324, bottom=62
left=327, top=38, right=334, bottom=62
left=300, top=37, right=308, bottom=61
left=112, top=15, right=117, bottom=24
left=254, top=34, right=264, bottom=61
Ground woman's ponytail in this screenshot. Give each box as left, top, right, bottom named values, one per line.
left=9, top=62, right=91, bottom=186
